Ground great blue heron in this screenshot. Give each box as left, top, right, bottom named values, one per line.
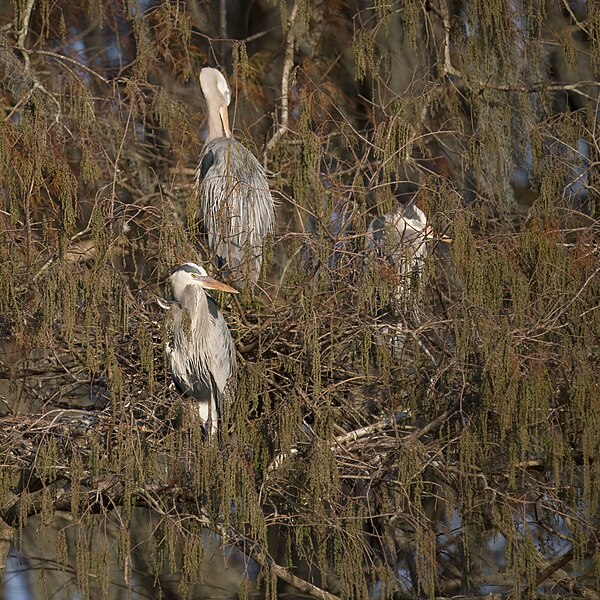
left=160, top=262, right=238, bottom=434
left=366, top=202, right=433, bottom=310
left=304, top=197, right=358, bottom=281
left=327, top=198, right=357, bottom=273
left=195, top=67, right=275, bottom=284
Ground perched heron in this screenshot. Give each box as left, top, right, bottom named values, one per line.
left=195, top=67, right=275, bottom=284
left=366, top=202, right=433, bottom=309
left=304, top=197, right=357, bottom=279
left=160, top=262, right=238, bottom=434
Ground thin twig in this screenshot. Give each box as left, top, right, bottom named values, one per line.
left=219, top=0, right=227, bottom=66
left=406, top=401, right=459, bottom=441
left=427, top=1, right=597, bottom=100
left=253, top=550, right=341, bottom=600
left=27, top=49, right=110, bottom=84
left=334, top=411, right=412, bottom=446
left=532, top=548, right=574, bottom=591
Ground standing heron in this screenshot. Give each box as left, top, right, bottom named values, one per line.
left=160, top=262, right=238, bottom=435
left=195, top=67, right=275, bottom=284
left=366, top=202, right=433, bottom=310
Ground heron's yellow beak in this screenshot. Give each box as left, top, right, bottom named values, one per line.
left=219, top=105, right=231, bottom=138
left=199, top=276, right=238, bottom=294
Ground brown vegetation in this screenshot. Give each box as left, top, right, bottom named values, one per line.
left=0, top=1, right=599, bottom=599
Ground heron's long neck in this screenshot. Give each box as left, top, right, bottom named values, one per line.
left=205, top=102, right=226, bottom=142
left=188, top=291, right=210, bottom=358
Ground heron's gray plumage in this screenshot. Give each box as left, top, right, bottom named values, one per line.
left=164, top=262, right=237, bottom=434
left=196, top=137, right=274, bottom=278
left=194, top=67, right=275, bottom=283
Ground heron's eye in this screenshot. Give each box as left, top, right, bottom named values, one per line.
left=191, top=273, right=198, bottom=278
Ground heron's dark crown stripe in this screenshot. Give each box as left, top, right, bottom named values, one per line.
left=401, top=204, right=419, bottom=220
left=173, top=263, right=203, bottom=276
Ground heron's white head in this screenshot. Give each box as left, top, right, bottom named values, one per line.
left=200, top=68, right=231, bottom=105
left=199, top=67, right=231, bottom=138
left=169, top=262, right=238, bottom=302
left=393, top=204, right=432, bottom=240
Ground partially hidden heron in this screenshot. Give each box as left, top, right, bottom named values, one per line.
left=195, top=67, right=275, bottom=285
left=160, top=262, right=238, bottom=435
left=366, top=202, right=433, bottom=309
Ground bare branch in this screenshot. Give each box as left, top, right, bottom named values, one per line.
left=28, top=49, right=110, bottom=84
left=236, top=536, right=342, bottom=600
left=560, top=0, right=590, bottom=34
left=263, top=0, right=299, bottom=162
left=15, top=0, right=35, bottom=68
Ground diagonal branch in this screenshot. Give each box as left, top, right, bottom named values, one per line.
left=211, top=516, right=341, bottom=600
left=239, top=537, right=341, bottom=600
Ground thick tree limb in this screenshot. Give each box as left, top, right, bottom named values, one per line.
left=15, top=0, right=35, bottom=65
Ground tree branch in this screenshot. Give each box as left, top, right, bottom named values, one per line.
left=16, top=0, right=35, bottom=68
left=239, top=539, right=341, bottom=600
left=263, top=0, right=299, bottom=162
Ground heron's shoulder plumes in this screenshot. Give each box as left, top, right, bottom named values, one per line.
left=200, top=137, right=267, bottom=187
left=193, top=68, right=276, bottom=283
left=194, top=136, right=275, bottom=278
